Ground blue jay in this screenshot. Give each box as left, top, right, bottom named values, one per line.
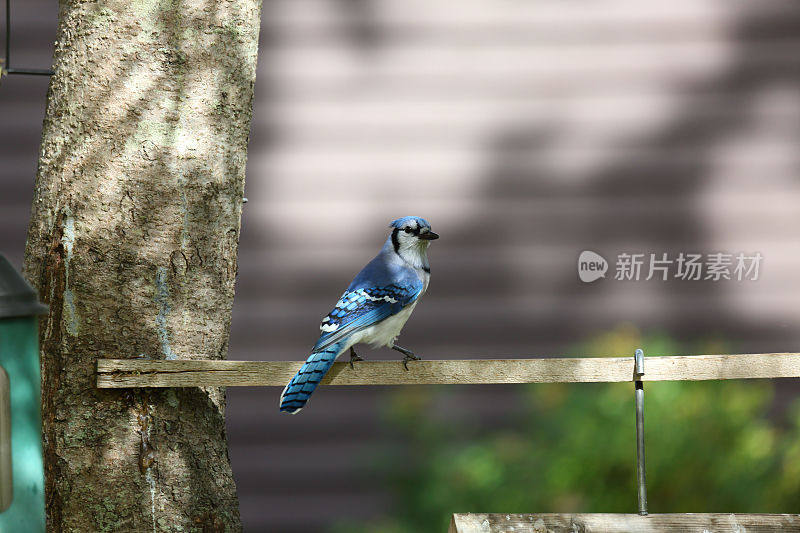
left=280, top=216, right=438, bottom=414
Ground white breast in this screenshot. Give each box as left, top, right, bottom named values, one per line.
left=346, top=301, right=416, bottom=349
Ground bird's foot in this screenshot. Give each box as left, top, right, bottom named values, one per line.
left=401, top=353, right=421, bottom=371
left=392, top=344, right=421, bottom=371
left=348, top=347, right=364, bottom=369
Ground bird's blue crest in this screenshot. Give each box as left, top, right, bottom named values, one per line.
left=390, top=216, right=431, bottom=230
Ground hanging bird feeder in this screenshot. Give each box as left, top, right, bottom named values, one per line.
left=0, top=254, right=47, bottom=531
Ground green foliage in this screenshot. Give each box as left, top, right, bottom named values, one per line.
left=334, top=326, right=800, bottom=533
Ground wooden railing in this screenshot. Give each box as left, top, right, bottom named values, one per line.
left=449, top=513, right=800, bottom=532
left=96, top=352, right=800, bottom=388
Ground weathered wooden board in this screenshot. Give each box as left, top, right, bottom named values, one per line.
left=96, top=353, right=800, bottom=388
left=449, top=513, right=800, bottom=533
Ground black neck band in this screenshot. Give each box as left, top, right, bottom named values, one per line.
left=391, top=228, right=400, bottom=255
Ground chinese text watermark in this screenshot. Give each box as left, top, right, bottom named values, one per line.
left=578, top=251, right=762, bottom=283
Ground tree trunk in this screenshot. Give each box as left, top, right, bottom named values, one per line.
left=23, top=0, right=261, bottom=530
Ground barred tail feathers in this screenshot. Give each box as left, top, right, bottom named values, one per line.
left=279, top=342, right=345, bottom=414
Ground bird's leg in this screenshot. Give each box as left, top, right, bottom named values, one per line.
left=348, top=346, right=364, bottom=369
left=392, top=344, right=421, bottom=371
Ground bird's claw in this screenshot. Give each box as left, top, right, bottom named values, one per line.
left=392, top=344, right=421, bottom=371
left=401, top=352, right=421, bottom=371
left=348, top=347, right=364, bottom=370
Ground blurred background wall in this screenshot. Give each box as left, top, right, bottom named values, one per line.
left=2, top=1, right=800, bottom=531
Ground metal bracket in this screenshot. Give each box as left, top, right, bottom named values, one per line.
left=634, top=348, right=647, bottom=515
left=2, top=0, right=54, bottom=78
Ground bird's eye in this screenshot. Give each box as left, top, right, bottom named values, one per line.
left=404, top=227, right=412, bottom=233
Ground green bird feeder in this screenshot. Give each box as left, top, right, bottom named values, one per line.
left=0, top=254, right=47, bottom=532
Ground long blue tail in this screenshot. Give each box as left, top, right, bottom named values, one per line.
left=280, top=341, right=345, bottom=414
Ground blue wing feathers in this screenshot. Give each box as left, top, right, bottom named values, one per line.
left=312, top=283, right=421, bottom=351
left=280, top=282, right=422, bottom=413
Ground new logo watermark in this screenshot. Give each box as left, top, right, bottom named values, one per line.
left=577, top=250, right=608, bottom=283
left=578, top=251, right=762, bottom=283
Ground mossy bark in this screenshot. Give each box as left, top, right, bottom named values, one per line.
left=23, top=0, right=261, bottom=530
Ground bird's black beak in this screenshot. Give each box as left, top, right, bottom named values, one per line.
left=418, top=231, right=439, bottom=240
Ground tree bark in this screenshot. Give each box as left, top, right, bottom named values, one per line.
left=23, top=0, right=261, bottom=530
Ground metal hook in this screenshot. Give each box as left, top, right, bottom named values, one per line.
left=634, top=348, right=647, bottom=515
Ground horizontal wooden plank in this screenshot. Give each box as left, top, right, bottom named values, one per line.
left=449, top=513, right=800, bottom=533
left=96, top=353, right=800, bottom=388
